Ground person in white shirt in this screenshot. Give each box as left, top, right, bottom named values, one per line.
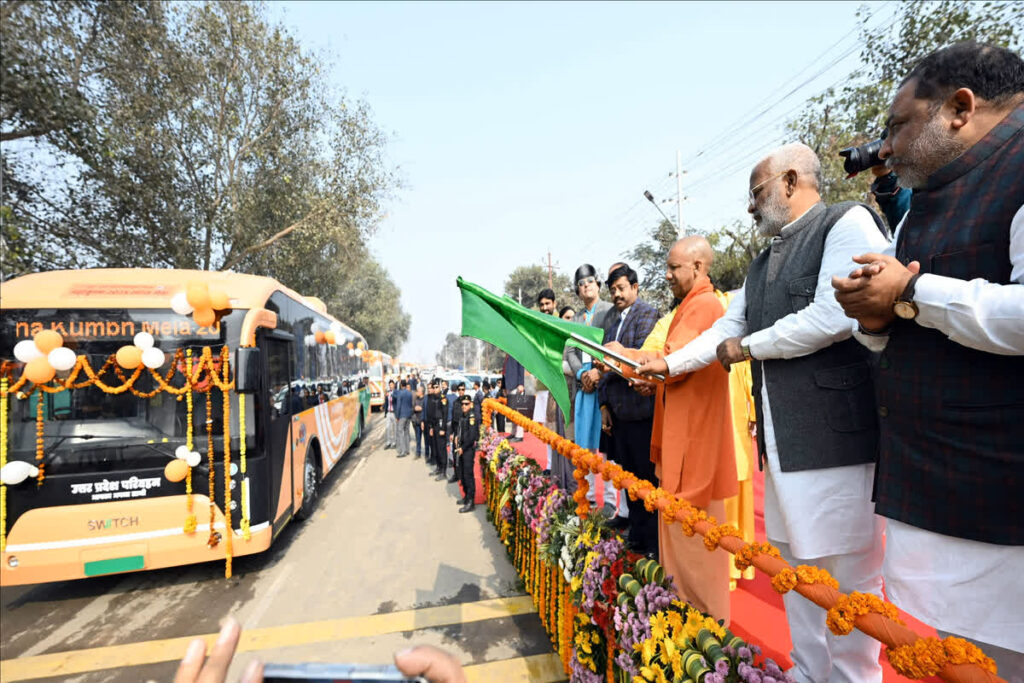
left=833, top=42, right=1024, bottom=681
left=638, top=143, right=890, bottom=683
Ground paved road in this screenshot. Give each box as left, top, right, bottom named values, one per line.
left=0, top=415, right=563, bottom=682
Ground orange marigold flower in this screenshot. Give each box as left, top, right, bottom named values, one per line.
left=703, top=523, right=742, bottom=551
left=771, top=568, right=799, bottom=594
left=826, top=592, right=902, bottom=636
left=734, top=541, right=781, bottom=572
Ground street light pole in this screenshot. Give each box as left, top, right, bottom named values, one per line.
left=643, top=190, right=680, bottom=234
left=676, top=150, right=686, bottom=234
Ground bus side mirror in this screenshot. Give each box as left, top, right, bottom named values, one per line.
left=235, top=347, right=260, bottom=394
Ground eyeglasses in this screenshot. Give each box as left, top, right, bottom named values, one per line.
left=577, top=276, right=597, bottom=288
left=747, top=171, right=789, bottom=205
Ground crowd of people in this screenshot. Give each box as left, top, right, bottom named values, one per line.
left=501, top=42, right=1024, bottom=683
left=381, top=374, right=484, bottom=513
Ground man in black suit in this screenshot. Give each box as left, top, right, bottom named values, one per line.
left=598, top=263, right=661, bottom=555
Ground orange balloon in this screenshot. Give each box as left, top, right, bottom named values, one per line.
left=346, top=342, right=354, bottom=350
left=315, top=331, right=326, bottom=344
left=34, top=329, right=63, bottom=354
left=325, top=331, right=336, bottom=345
left=209, top=289, right=230, bottom=310
left=164, top=459, right=188, bottom=483
left=193, top=307, right=216, bottom=327
left=24, top=356, right=56, bottom=384
left=185, top=281, right=211, bottom=310
left=116, top=345, right=143, bottom=369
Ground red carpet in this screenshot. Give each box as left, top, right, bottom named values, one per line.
left=482, top=432, right=946, bottom=682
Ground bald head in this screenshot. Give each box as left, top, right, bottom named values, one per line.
left=669, top=236, right=713, bottom=272
left=666, top=236, right=712, bottom=300
left=748, top=143, right=823, bottom=236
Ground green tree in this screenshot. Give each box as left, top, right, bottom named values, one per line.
left=622, top=218, right=769, bottom=300
left=329, top=256, right=410, bottom=356
left=503, top=264, right=575, bottom=308
left=622, top=219, right=676, bottom=313
left=435, top=332, right=499, bottom=372
left=786, top=1, right=1023, bottom=213
left=702, top=220, right=771, bottom=293
left=1, top=1, right=398, bottom=296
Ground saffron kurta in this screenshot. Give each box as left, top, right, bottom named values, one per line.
left=623, top=275, right=737, bottom=622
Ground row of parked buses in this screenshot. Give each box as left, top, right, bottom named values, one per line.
left=0, top=269, right=372, bottom=586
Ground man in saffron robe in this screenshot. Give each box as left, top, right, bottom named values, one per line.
left=607, top=236, right=737, bottom=623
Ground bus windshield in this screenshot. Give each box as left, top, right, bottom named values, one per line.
left=1, top=308, right=254, bottom=474
left=368, top=364, right=383, bottom=379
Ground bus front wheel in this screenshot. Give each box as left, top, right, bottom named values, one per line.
left=296, top=446, right=321, bottom=520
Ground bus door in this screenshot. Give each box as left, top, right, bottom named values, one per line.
left=262, top=332, right=295, bottom=535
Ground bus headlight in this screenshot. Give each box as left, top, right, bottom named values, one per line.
left=7, top=555, right=19, bottom=568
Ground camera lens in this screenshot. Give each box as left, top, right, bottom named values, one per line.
left=839, top=136, right=885, bottom=176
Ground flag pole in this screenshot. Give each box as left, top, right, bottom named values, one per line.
left=568, top=333, right=665, bottom=381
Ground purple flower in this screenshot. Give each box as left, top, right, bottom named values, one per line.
left=715, top=659, right=730, bottom=675
left=738, top=646, right=752, bottom=661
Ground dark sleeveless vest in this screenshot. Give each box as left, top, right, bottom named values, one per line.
left=745, top=201, right=886, bottom=472
left=873, top=103, right=1024, bottom=546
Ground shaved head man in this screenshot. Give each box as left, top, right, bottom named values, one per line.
left=638, top=143, right=892, bottom=682
left=665, top=236, right=714, bottom=301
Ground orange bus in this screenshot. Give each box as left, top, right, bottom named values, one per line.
left=0, top=269, right=370, bottom=585
left=365, top=350, right=398, bottom=411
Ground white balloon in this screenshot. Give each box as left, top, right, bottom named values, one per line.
left=186, top=451, right=202, bottom=467
left=47, top=346, right=77, bottom=371
left=141, top=346, right=166, bottom=369
left=14, top=340, right=43, bottom=363
left=0, top=460, right=40, bottom=486
left=175, top=445, right=191, bottom=460
left=133, top=332, right=155, bottom=349
left=170, top=291, right=193, bottom=316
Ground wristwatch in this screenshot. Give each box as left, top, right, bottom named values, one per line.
left=740, top=338, right=753, bottom=361
left=893, top=273, right=922, bottom=320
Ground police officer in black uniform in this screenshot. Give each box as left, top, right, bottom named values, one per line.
left=425, top=380, right=446, bottom=477
left=445, top=383, right=467, bottom=482
left=431, top=381, right=450, bottom=479
left=454, top=394, right=478, bottom=513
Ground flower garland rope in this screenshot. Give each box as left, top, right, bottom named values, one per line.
left=205, top=390, right=218, bottom=549
left=481, top=398, right=1003, bottom=683
left=238, top=379, right=250, bottom=541
left=0, top=377, right=7, bottom=552
left=35, top=389, right=45, bottom=486
left=221, top=347, right=233, bottom=578
left=184, top=349, right=197, bottom=534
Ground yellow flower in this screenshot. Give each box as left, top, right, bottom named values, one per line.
left=669, top=650, right=684, bottom=679
left=641, top=638, right=656, bottom=665
left=638, top=666, right=656, bottom=681
left=650, top=612, right=669, bottom=641
left=662, top=637, right=676, bottom=659
left=665, top=610, right=683, bottom=633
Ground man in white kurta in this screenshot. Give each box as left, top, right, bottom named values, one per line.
left=640, top=143, right=889, bottom=683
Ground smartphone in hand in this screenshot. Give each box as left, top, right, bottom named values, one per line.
left=262, top=662, right=427, bottom=683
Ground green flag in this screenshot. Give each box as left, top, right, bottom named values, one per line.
left=457, top=277, right=605, bottom=424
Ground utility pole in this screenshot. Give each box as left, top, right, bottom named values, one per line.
left=676, top=150, right=685, bottom=236
left=546, top=250, right=554, bottom=289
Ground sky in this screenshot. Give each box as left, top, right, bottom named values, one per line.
left=268, top=0, right=899, bottom=365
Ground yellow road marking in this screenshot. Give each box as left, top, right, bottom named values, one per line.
left=1, top=595, right=537, bottom=681
left=464, top=653, right=565, bottom=682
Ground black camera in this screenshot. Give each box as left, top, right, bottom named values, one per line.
left=839, top=130, right=887, bottom=177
